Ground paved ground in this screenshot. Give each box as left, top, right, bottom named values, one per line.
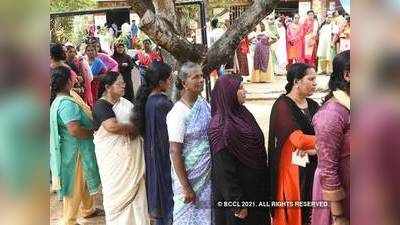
left=50, top=75, right=329, bottom=225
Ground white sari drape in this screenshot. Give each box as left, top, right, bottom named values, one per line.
left=94, top=97, right=149, bottom=225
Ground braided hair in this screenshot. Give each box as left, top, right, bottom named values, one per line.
left=50, top=66, right=71, bottom=105
left=132, top=61, right=172, bottom=136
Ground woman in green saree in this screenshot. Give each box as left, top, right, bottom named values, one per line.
left=50, top=66, right=101, bottom=225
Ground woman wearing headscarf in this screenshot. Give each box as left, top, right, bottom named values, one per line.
left=311, top=50, right=350, bottom=225
left=50, top=66, right=102, bottom=225
left=268, top=63, right=319, bottom=225
left=166, top=62, right=213, bottom=225
left=112, top=39, right=136, bottom=102
left=132, top=62, right=174, bottom=225
left=92, top=71, right=150, bottom=225
left=209, top=75, right=270, bottom=225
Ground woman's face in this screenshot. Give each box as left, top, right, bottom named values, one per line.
left=159, top=75, right=172, bottom=92
left=183, top=69, right=204, bottom=95
left=297, top=68, right=317, bottom=97
left=237, top=84, right=246, bottom=105
left=66, top=47, right=77, bottom=61
left=116, top=45, right=125, bottom=54
left=85, top=45, right=97, bottom=59
left=107, top=75, right=125, bottom=98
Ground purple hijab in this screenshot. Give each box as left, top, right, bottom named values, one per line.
left=209, top=75, right=268, bottom=169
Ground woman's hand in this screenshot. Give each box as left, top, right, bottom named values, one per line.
left=234, top=208, right=248, bottom=219
left=182, top=185, right=196, bottom=204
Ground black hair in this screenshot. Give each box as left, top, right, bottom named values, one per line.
left=132, top=62, right=172, bottom=136
left=50, top=66, right=71, bottom=105
left=285, top=63, right=314, bottom=93
left=97, top=71, right=120, bottom=100
left=307, top=10, right=315, bottom=15
left=50, top=43, right=66, bottom=61
left=211, top=19, right=218, bottom=29
left=324, top=50, right=350, bottom=102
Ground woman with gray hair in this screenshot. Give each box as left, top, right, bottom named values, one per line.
left=166, top=62, right=213, bottom=224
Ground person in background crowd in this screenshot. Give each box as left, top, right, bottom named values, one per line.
left=65, top=43, right=94, bottom=108
left=268, top=63, right=319, bottom=225
left=234, top=36, right=250, bottom=77
left=132, top=62, right=174, bottom=225
left=51, top=43, right=92, bottom=109
left=302, top=10, right=319, bottom=66
left=95, top=38, right=119, bottom=72
left=131, top=19, right=139, bottom=47
left=251, top=23, right=273, bottom=83
left=338, top=16, right=350, bottom=53
left=85, top=43, right=107, bottom=103
left=136, top=39, right=163, bottom=77
left=263, top=14, right=280, bottom=81
left=166, top=62, right=213, bottom=225
left=111, top=39, right=136, bottom=102
left=210, top=75, right=270, bottom=225
left=50, top=66, right=102, bottom=225
left=209, top=18, right=225, bottom=47
left=275, top=17, right=288, bottom=75
left=317, top=14, right=335, bottom=75
left=287, top=15, right=304, bottom=65
left=312, top=50, right=350, bottom=225
left=93, top=72, right=150, bottom=225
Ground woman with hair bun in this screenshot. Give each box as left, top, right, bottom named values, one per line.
left=132, top=61, right=174, bottom=225
left=166, top=62, right=213, bottom=225
left=268, top=63, right=319, bottom=225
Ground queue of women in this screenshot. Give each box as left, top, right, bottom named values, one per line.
left=238, top=10, right=350, bottom=84
left=50, top=30, right=350, bottom=225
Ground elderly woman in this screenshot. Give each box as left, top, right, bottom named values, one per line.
left=92, top=71, right=150, bottom=225
left=311, top=50, right=350, bottom=225
left=50, top=66, right=101, bottom=225
left=132, top=62, right=174, bottom=225
left=268, top=63, right=319, bottom=225
left=209, top=75, right=270, bottom=225
left=166, top=62, right=213, bottom=225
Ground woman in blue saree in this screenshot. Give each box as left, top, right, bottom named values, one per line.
left=166, top=62, right=213, bottom=225
left=132, top=62, right=174, bottom=225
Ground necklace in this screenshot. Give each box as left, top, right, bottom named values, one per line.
left=288, top=94, right=308, bottom=109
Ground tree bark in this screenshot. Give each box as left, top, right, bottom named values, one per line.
left=139, top=9, right=207, bottom=63
left=153, top=0, right=179, bottom=31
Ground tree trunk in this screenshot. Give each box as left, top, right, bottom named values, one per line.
left=130, top=0, right=279, bottom=81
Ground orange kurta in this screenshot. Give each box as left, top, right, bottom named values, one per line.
left=273, top=130, right=316, bottom=225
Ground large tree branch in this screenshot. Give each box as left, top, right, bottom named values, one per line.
left=128, top=0, right=155, bottom=18
left=203, top=0, right=280, bottom=75
left=139, top=10, right=206, bottom=63
left=153, top=0, right=179, bottom=30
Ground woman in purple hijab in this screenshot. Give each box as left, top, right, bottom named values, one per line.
left=209, top=75, right=270, bottom=225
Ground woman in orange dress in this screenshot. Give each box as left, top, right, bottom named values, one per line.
left=268, top=63, right=319, bottom=225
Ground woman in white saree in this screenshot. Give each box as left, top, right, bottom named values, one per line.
left=92, top=71, right=150, bottom=225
